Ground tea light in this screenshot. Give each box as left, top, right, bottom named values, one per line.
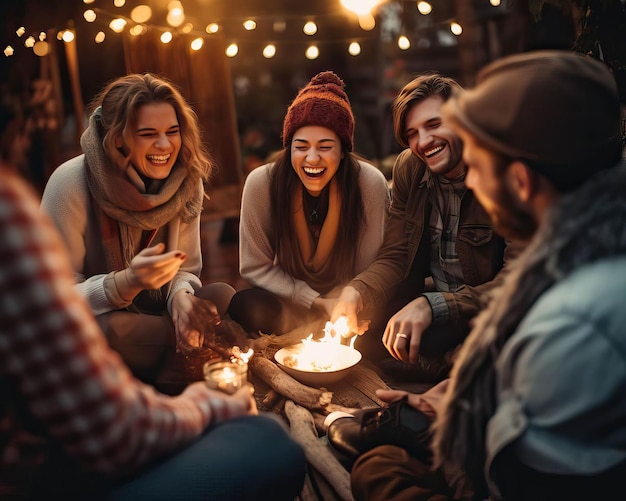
left=203, top=359, right=248, bottom=394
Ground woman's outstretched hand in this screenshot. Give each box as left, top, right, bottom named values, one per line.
left=171, top=289, right=221, bottom=350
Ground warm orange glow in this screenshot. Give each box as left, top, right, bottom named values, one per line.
left=281, top=318, right=358, bottom=372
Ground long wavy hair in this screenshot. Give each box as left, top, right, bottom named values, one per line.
left=90, top=73, right=214, bottom=184
left=269, top=147, right=365, bottom=284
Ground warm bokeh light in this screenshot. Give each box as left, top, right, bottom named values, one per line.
left=206, top=23, right=219, bottom=33
left=358, top=13, right=376, bottom=31
left=398, top=35, right=410, bottom=50
left=114, top=0, right=125, bottom=7
left=167, top=3, right=185, bottom=28
left=262, top=44, right=276, bottom=58
left=341, top=0, right=383, bottom=16
left=303, top=21, right=317, bottom=35
left=39, top=32, right=46, bottom=41
left=82, top=0, right=95, bottom=4
left=95, top=31, right=106, bottom=43
left=243, top=19, right=257, bottom=30
left=417, top=1, right=432, bottom=15
left=24, top=36, right=36, bottom=48
left=190, top=37, right=203, bottom=50
left=273, top=20, right=286, bottom=32
left=305, top=45, right=319, bottom=60
left=450, top=22, right=463, bottom=35
left=160, top=31, right=173, bottom=43
left=129, top=25, right=147, bottom=36
left=16, top=27, right=26, bottom=37
left=109, top=18, right=127, bottom=33
left=83, top=10, right=96, bottom=22
left=181, top=23, right=193, bottom=33
left=226, top=43, right=238, bottom=57
left=62, top=30, right=75, bottom=43
left=131, top=5, right=152, bottom=24
left=4, top=46, right=15, bottom=57
left=33, top=41, right=49, bottom=56
left=490, top=0, right=501, bottom=5
left=348, top=42, right=361, bottom=55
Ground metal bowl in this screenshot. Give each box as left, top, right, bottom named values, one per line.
left=274, top=343, right=362, bottom=386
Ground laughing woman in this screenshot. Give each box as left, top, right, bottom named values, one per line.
left=41, top=73, right=235, bottom=383
left=229, top=71, right=390, bottom=336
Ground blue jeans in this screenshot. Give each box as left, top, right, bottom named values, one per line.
left=107, top=414, right=306, bottom=500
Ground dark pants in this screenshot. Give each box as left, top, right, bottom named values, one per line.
left=33, top=414, right=306, bottom=501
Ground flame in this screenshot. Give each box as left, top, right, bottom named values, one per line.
left=284, top=317, right=359, bottom=372
left=231, top=346, right=254, bottom=363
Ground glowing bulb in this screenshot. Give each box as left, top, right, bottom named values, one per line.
left=167, top=4, right=185, bottom=28
left=83, top=10, right=96, bottom=22
left=181, top=23, right=193, bottom=33
left=398, top=35, right=410, bottom=50
left=191, top=37, right=203, bottom=50
left=226, top=43, right=238, bottom=57
left=4, top=46, right=15, bottom=56
left=303, top=21, right=317, bottom=35
left=262, top=44, right=276, bottom=58
left=305, top=45, right=319, bottom=60
left=16, top=27, right=26, bottom=37
left=358, top=13, right=376, bottom=31
left=24, top=36, right=35, bottom=48
left=33, top=41, right=49, bottom=56
left=160, top=31, right=173, bottom=43
left=348, top=42, right=361, bottom=56
left=109, top=18, right=127, bottom=33
left=341, top=0, right=383, bottom=16
left=131, top=5, right=152, bottom=23
left=95, top=31, right=106, bottom=43
left=62, top=30, right=75, bottom=43
left=490, top=0, right=501, bottom=5
left=39, top=32, right=46, bottom=41
left=206, top=23, right=219, bottom=34
left=243, top=19, right=256, bottom=30
left=129, top=25, right=144, bottom=36
left=83, top=0, right=95, bottom=3
left=450, top=22, right=462, bottom=35
left=114, top=0, right=125, bottom=6
left=417, top=1, right=432, bottom=15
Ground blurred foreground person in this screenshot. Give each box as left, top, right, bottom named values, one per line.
left=0, top=105, right=305, bottom=499
left=351, top=51, right=626, bottom=500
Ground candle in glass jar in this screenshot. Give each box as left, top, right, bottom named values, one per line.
left=203, top=359, right=247, bottom=394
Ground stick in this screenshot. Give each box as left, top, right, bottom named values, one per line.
left=249, top=356, right=333, bottom=410
left=285, top=401, right=354, bottom=501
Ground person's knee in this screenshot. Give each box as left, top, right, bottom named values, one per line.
left=228, top=288, right=283, bottom=334
left=351, top=445, right=408, bottom=498
left=195, top=282, right=237, bottom=315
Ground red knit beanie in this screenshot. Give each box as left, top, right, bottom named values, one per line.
left=282, top=71, right=355, bottom=151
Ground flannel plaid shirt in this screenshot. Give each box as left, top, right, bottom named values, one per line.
left=0, top=171, right=240, bottom=493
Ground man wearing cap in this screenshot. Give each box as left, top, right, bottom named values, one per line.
left=350, top=50, right=626, bottom=500
left=331, top=73, right=516, bottom=380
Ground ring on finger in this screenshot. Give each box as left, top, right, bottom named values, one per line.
left=395, top=333, right=408, bottom=340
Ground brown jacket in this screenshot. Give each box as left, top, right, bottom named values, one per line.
left=350, top=149, right=517, bottom=338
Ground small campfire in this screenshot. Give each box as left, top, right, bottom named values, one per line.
left=274, top=317, right=362, bottom=385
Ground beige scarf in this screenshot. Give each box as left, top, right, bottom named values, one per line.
left=292, top=179, right=340, bottom=272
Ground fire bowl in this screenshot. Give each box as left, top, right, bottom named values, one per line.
left=274, top=343, right=362, bottom=386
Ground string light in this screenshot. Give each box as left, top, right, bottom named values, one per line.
left=4, top=1, right=485, bottom=59
left=61, top=30, right=75, bottom=43
left=4, top=46, right=15, bottom=57
left=348, top=41, right=361, bottom=55
left=303, top=21, right=317, bottom=35
left=305, top=45, right=319, bottom=60
left=417, top=1, right=432, bottom=15
left=262, top=44, right=276, bottom=58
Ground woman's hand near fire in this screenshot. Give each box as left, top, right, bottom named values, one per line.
left=330, top=285, right=369, bottom=337
left=171, top=290, right=221, bottom=351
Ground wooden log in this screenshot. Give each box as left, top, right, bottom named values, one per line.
left=285, top=400, right=354, bottom=501
left=249, top=356, right=333, bottom=410
left=270, top=318, right=328, bottom=348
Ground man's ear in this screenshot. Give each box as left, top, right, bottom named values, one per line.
left=507, top=160, right=534, bottom=203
